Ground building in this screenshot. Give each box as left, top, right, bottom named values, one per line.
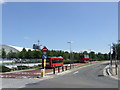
left=0, top=45, right=34, bottom=54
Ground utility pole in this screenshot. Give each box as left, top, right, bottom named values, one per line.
left=115, top=40, right=120, bottom=75
left=67, top=41, right=73, bottom=69
left=108, top=44, right=112, bottom=73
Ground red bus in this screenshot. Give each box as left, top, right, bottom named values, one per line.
left=42, top=57, right=64, bottom=68
left=80, top=55, right=90, bottom=63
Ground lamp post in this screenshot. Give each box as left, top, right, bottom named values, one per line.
left=115, top=40, right=120, bottom=75
left=108, top=44, right=112, bottom=66
left=67, top=41, right=73, bottom=69
left=108, top=44, right=113, bottom=74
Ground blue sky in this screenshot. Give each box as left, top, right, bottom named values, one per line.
left=2, top=2, right=118, bottom=53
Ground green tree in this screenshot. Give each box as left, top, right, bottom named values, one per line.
left=97, top=52, right=104, bottom=60
left=83, top=51, right=88, bottom=54
left=7, top=50, right=17, bottom=59
left=89, top=51, right=96, bottom=60
left=112, top=43, right=120, bottom=60
left=20, top=48, right=27, bottom=59
left=32, top=50, right=41, bottom=59
left=103, top=53, right=109, bottom=60
left=26, top=49, right=33, bottom=59
left=2, top=48, right=6, bottom=59
left=63, top=51, right=69, bottom=60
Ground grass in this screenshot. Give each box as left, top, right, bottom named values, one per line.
left=11, top=66, right=42, bottom=72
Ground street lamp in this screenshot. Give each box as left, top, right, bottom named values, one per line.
left=108, top=44, right=112, bottom=75
left=108, top=44, right=112, bottom=66
left=115, top=40, right=120, bottom=75
left=67, top=41, right=73, bottom=69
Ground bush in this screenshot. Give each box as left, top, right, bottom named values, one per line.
left=0, top=65, right=11, bottom=72
left=17, top=65, right=28, bottom=70
left=74, top=60, right=80, bottom=63
left=63, top=60, right=71, bottom=64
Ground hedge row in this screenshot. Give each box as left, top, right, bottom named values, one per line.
left=0, top=65, right=11, bottom=72
left=63, top=60, right=80, bottom=64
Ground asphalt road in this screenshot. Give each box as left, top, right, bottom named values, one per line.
left=21, top=62, right=118, bottom=88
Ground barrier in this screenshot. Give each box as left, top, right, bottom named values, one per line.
left=65, top=66, right=67, bottom=70
left=58, top=67, right=60, bottom=73
left=53, top=67, right=55, bottom=74
left=62, top=66, right=64, bottom=71
left=41, top=69, right=45, bottom=77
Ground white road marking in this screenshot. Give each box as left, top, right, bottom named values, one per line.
left=73, top=71, right=79, bottom=74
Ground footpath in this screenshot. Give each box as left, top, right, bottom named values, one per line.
left=104, top=64, right=119, bottom=80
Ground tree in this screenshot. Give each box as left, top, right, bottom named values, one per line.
left=97, top=52, right=104, bottom=60
left=7, top=50, right=17, bottom=59
left=103, top=53, right=109, bottom=60
left=2, top=48, right=6, bottom=59
left=26, top=49, right=33, bottom=59
left=112, top=43, right=120, bottom=60
left=20, top=48, right=27, bottom=59
left=83, top=51, right=88, bottom=54
left=89, top=51, right=96, bottom=60
left=32, top=50, right=41, bottom=59
left=63, top=51, right=69, bottom=60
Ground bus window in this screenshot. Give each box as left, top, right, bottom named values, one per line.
left=85, top=59, right=89, bottom=61
left=46, top=58, right=50, bottom=62
left=52, top=59, right=63, bottom=63
left=52, top=59, right=56, bottom=63
left=59, top=59, right=63, bottom=63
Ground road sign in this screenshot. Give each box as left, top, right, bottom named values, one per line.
left=42, top=46, right=48, bottom=52
left=42, top=54, right=48, bottom=59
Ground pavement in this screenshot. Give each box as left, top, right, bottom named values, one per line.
left=0, top=63, right=84, bottom=79
left=103, top=64, right=119, bottom=80
left=1, top=61, right=99, bottom=89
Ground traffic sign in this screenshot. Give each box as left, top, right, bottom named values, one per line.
left=42, top=54, right=48, bottom=59
left=42, top=46, right=48, bottom=52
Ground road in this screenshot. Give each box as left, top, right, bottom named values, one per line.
left=20, top=62, right=118, bottom=88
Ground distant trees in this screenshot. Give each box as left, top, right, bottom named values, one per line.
left=112, top=43, right=120, bottom=60
left=2, top=45, right=119, bottom=61
left=7, top=50, right=17, bottom=59
left=2, top=48, right=6, bottom=59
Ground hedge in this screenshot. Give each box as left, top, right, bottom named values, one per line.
left=17, top=65, right=29, bottom=70
left=0, top=65, right=11, bottom=72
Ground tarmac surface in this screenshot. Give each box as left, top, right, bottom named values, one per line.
left=1, top=61, right=119, bottom=89
left=20, top=62, right=118, bottom=88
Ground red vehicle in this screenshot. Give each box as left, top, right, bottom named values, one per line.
left=80, top=55, right=90, bottom=63
left=42, top=57, right=64, bottom=68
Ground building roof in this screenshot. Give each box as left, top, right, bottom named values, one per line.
left=0, top=45, right=34, bottom=54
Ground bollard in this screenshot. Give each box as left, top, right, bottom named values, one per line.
left=65, top=66, right=67, bottom=70
left=41, top=69, right=45, bottom=77
left=58, top=67, right=60, bottom=73
left=62, top=66, right=64, bottom=71
left=70, top=65, right=71, bottom=69
left=53, top=67, right=55, bottom=74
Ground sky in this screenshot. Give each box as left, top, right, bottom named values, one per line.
left=1, top=2, right=118, bottom=54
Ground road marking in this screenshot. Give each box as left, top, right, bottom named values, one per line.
left=73, top=71, right=79, bottom=74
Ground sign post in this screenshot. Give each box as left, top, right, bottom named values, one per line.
left=41, top=46, right=48, bottom=77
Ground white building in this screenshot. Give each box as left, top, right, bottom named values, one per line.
left=0, top=45, right=34, bottom=54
